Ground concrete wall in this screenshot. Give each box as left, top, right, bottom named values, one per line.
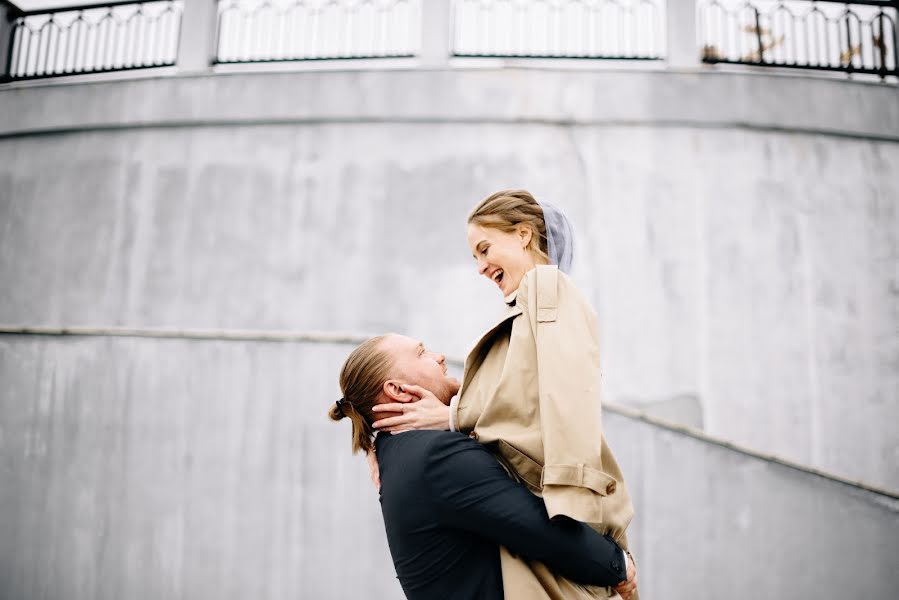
left=0, top=336, right=400, bottom=600
left=1, top=69, right=896, bottom=490
left=604, top=409, right=899, bottom=599
left=0, top=335, right=896, bottom=600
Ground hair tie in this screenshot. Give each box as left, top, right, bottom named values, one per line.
left=335, top=398, right=346, bottom=416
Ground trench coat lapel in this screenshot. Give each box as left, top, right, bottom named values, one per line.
left=460, top=300, right=523, bottom=395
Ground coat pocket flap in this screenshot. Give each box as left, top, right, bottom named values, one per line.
left=495, top=440, right=543, bottom=491
left=542, top=463, right=618, bottom=496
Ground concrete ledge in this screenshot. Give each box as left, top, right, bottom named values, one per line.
left=1, top=68, right=897, bottom=141
left=2, top=323, right=897, bottom=500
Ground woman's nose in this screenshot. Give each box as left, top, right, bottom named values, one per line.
left=477, top=258, right=489, bottom=275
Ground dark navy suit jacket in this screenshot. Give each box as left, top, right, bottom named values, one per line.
left=376, top=430, right=627, bottom=600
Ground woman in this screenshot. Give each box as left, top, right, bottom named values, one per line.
left=372, top=190, right=638, bottom=600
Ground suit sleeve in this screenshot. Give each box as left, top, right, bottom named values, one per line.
left=423, top=433, right=627, bottom=587
left=524, top=268, right=612, bottom=526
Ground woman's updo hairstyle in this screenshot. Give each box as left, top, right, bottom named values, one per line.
left=467, top=189, right=550, bottom=263
left=330, top=335, right=393, bottom=454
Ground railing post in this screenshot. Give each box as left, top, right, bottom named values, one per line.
left=667, top=0, right=700, bottom=69
left=177, top=0, right=218, bottom=72
left=0, top=1, right=18, bottom=82
left=420, top=0, right=452, bottom=68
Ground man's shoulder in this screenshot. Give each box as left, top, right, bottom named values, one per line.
left=378, top=431, right=483, bottom=500
left=378, top=430, right=473, bottom=456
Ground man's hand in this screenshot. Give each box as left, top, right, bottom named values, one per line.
left=371, top=384, right=451, bottom=433
left=613, top=552, right=637, bottom=600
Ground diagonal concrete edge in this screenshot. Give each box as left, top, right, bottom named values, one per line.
left=2, top=322, right=896, bottom=500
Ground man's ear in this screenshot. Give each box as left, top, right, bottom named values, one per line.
left=517, top=224, right=533, bottom=248
left=383, top=380, right=412, bottom=402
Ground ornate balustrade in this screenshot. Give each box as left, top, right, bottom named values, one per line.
left=0, top=0, right=896, bottom=82
left=700, top=0, right=898, bottom=79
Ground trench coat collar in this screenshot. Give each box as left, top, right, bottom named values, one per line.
left=460, top=299, right=523, bottom=395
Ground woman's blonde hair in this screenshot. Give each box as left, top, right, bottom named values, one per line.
left=467, top=189, right=549, bottom=263
left=329, top=335, right=393, bottom=454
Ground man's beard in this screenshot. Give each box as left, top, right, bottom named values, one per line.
left=437, top=379, right=461, bottom=405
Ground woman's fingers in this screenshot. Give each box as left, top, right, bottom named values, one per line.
left=372, top=415, right=412, bottom=429
left=370, top=387, right=451, bottom=432
left=397, top=383, right=436, bottom=400
left=372, top=403, right=409, bottom=413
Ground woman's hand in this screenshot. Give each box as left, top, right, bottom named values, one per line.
left=371, top=383, right=451, bottom=433
left=613, top=553, right=637, bottom=600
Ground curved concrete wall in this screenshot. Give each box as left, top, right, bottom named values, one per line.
left=1, top=68, right=896, bottom=491
left=1, top=335, right=896, bottom=600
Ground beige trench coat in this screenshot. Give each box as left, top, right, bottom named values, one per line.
left=450, top=265, right=636, bottom=600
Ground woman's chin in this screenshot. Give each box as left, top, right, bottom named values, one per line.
left=500, top=281, right=521, bottom=298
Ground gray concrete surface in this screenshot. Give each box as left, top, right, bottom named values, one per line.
left=0, top=335, right=896, bottom=600
left=0, top=69, right=897, bottom=140
left=0, top=336, right=401, bottom=600
left=603, top=407, right=899, bottom=599
left=1, top=69, right=896, bottom=490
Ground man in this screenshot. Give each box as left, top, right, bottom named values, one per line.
left=331, top=334, right=638, bottom=599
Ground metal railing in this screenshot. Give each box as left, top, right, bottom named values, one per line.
left=2, top=0, right=898, bottom=82
left=215, top=0, right=421, bottom=63
left=452, top=0, right=666, bottom=59
left=699, top=0, right=899, bottom=79
left=3, top=0, right=182, bottom=80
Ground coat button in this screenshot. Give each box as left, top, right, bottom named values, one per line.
left=469, top=431, right=479, bottom=441
left=606, top=481, right=616, bottom=494
left=612, top=560, right=621, bottom=572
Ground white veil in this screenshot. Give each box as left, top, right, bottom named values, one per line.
left=539, top=201, right=574, bottom=273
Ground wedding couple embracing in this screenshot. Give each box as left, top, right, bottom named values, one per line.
left=329, top=189, right=639, bottom=600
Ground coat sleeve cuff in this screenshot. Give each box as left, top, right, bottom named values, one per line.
left=541, top=463, right=618, bottom=525
left=448, top=394, right=460, bottom=432
left=542, top=485, right=604, bottom=526
left=542, top=463, right=618, bottom=496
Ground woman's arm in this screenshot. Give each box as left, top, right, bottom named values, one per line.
left=523, top=266, right=611, bottom=526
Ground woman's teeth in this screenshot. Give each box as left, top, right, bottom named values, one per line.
left=492, top=270, right=504, bottom=285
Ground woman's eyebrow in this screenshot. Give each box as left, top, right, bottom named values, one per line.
left=416, top=342, right=425, bottom=355
left=473, top=240, right=488, bottom=257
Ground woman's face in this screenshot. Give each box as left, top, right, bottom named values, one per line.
left=467, top=222, right=536, bottom=296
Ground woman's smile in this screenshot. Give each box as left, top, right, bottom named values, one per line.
left=488, top=268, right=505, bottom=289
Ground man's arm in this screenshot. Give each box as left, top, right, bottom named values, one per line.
left=423, top=433, right=627, bottom=588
